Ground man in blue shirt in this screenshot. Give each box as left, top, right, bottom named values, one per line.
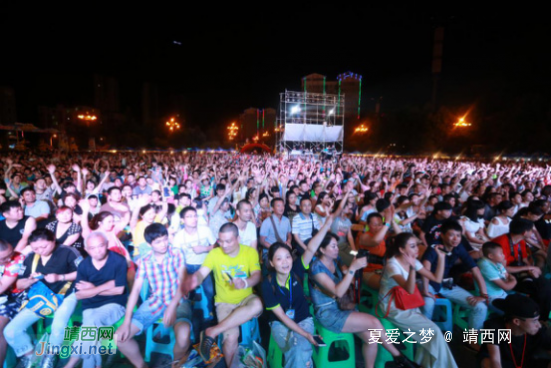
left=65, top=231, right=128, bottom=368
left=260, top=198, right=291, bottom=264
left=421, top=220, right=489, bottom=336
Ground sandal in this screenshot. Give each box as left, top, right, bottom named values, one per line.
left=199, top=331, right=216, bottom=362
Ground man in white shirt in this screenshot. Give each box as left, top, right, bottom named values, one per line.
left=234, top=200, right=257, bottom=250
left=173, top=206, right=216, bottom=318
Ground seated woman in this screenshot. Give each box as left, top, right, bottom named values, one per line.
left=459, top=200, right=489, bottom=257
left=379, top=232, right=457, bottom=368
left=45, top=206, right=84, bottom=256
left=310, top=233, right=419, bottom=368
left=261, top=215, right=335, bottom=368
left=130, top=198, right=168, bottom=258
left=357, top=211, right=402, bottom=290
left=314, top=191, right=332, bottom=226
left=486, top=200, right=514, bottom=239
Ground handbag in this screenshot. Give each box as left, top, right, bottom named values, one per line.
left=20, top=254, right=72, bottom=318
left=376, top=285, right=425, bottom=318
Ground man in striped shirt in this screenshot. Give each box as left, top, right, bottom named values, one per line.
left=116, top=223, right=192, bottom=368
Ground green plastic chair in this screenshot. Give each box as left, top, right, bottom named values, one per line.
left=36, top=301, right=82, bottom=339
left=312, top=319, right=355, bottom=368
left=375, top=317, right=415, bottom=367
left=267, top=333, right=284, bottom=368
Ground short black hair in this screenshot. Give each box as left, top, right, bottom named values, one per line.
left=509, top=218, right=534, bottom=235
left=439, top=220, right=463, bottom=235
left=367, top=212, right=383, bottom=224
left=20, top=187, right=35, bottom=196
left=299, top=196, right=311, bottom=205
left=271, top=197, right=284, bottom=208
left=144, top=223, right=168, bottom=244
left=107, top=186, right=121, bottom=195
left=0, top=200, right=21, bottom=214
left=29, top=228, right=55, bottom=244
left=482, top=242, right=503, bottom=258
left=219, top=222, right=238, bottom=237
left=236, top=199, right=251, bottom=212
left=0, top=239, right=13, bottom=252
left=180, top=206, right=197, bottom=219
left=177, top=193, right=191, bottom=201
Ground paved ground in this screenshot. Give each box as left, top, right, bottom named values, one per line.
left=13, top=306, right=478, bottom=368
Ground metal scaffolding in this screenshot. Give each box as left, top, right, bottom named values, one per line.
left=276, top=90, right=345, bottom=156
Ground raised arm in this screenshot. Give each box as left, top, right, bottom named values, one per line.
left=47, top=164, right=62, bottom=195
left=312, top=257, right=366, bottom=298
left=303, top=215, right=334, bottom=266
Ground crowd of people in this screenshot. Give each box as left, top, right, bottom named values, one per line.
left=1, top=151, right=551, bottom=368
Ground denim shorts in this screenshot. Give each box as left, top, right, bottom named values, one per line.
left=131, top=298, right=192, bottom=335
left=314, top=301, right=352, bottom=333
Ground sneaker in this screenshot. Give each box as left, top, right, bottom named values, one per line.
left=198, top=331, right=215, bottom=362
left=394, top=355, right=422, bottom=368
left=39, top=355, right=58, bottom=368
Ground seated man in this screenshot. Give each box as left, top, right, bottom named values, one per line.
left=421, top=220, right=489, bottom=344
left=0, top=200, right=36, bottom=253
left=5, top=229, right=81, bottom=368
left=0, top=239, right=25, bottom=367
left=233, top=200, right=258, bottom=250
left=21, top=187, right=50, bottom=223
left=492, top=218, right=551, bottom=320
left=65, top=231, right=128, bottom=368
left=478, top=294, right=551, bottom=368
left=116, top=223, right=192, bottom=368
left=183, top=223, right=263, bottom=366
left=291, top=196, right=320, bottom=255
left=260, top=198, right=291, bottom=265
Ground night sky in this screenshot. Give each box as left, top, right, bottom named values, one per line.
left=2, top=7, right=550, bottom=132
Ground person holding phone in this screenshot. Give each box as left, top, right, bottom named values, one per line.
left=380, top=232, right=457, bottom=367
left=310, top=230, right=419, bottom=368
left=261, top=215, right=334, bottom=368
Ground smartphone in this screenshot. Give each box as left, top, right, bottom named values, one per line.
left=313, top=335, right=326, bottom=346
left=34, top=275, right=44, bottom=280
left=431, top=244, right=452, bottom=256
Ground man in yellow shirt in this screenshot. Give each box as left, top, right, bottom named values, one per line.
left=182, top=222, right=262, bottom=365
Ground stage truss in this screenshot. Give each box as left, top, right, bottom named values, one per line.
left=276, top=90, right=345, bottom=156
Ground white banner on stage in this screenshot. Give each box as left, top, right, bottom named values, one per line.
left=283, top=124, right=343, bottom=142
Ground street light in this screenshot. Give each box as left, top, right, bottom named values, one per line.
left=354, top=124, right=369, bottom=133
left=227, top=122, right=239, bottom=140
left=166, top=117, right=180, bottom=132
left=454, top=116, right=472, bottom=127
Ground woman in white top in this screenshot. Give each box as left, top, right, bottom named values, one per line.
left=459, top=200, right=489, bottom=255
left=313, top=191, right=332, bottom=226
left=379, top=233, right=457, bottom=368
left=486, top=200, right=514, bottom=239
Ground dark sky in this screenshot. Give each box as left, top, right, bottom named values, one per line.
left=2, top=7, right=550, bottom=129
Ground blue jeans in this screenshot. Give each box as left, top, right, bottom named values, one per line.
left=76, top=303, right=126, bottom=368
left=5, top=293, right=78, bottom=357
left=270, top=317, right=314, bottom=368
left=421, top=284, right=487, bottom=330
left=186, top=264, right=214, bottom=318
